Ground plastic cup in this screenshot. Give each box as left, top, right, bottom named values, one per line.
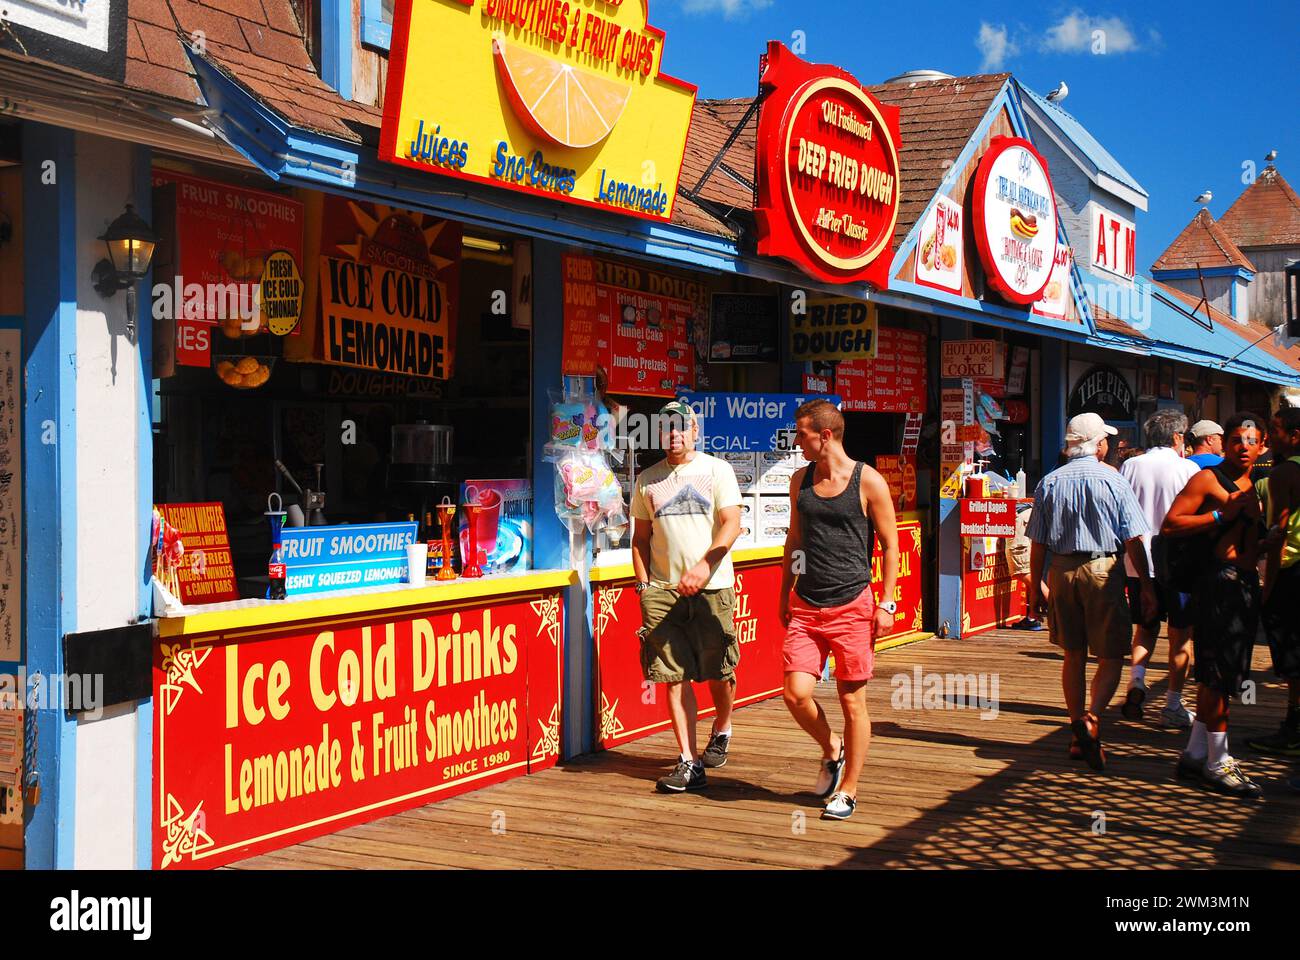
left=406, top=542, right=428, bottom=585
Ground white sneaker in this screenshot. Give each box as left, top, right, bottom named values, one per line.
left=813, top=742, right=845, bottom=798
left=821, top=791, right=857, bottom=820
left=1160, top=702, right=1195, bottom=729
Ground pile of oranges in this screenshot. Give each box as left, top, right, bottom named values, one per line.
left=215, top=356, right=271, bottom=389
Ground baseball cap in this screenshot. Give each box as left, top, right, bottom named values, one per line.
left=1189, top=419, right=1223, bottom=439
left=1064, top=412, right=1118, bottom=445
left=659, top=399, right=697, bottom=422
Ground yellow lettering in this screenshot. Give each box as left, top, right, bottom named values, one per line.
left=311, top=632, right=336, bottom=711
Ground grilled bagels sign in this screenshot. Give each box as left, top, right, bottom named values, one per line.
left=754, top=41, right=901, bottom=287
left=972, top=136, right=1058, bottom=305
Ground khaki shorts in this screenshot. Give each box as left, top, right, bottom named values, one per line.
left=1047, top=553, right=1131, bottom=659
left=638, top=585, right=740, bottom=684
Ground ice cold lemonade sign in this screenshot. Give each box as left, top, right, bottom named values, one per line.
left=972, top=137, right=1058, bottom=305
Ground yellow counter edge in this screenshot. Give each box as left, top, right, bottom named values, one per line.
left=157, top=569, right=579, bottom=638
left=590, top=544, right=786, bottom=583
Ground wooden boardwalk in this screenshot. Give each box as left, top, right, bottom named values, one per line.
left=231, top=630, right=1300, bottom=870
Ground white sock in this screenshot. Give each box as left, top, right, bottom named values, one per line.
left=1130, top=664, right=1147, bottom=690
left=1166, top=690, right=1183, bottom=710
left=713, top=726, right=732, bottom=738
left=1207, top=731, right=1229, bottom=768
left=680, top=752, right=693, bottom=764
left=1186, top=720, right=1208, bottom=760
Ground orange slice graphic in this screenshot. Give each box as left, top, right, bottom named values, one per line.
left=492, top=34, right=631, bottom=149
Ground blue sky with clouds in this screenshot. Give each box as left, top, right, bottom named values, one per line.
left=649, top=0, right=1297, bottom=271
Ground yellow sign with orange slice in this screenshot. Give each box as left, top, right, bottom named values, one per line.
left=380, top=0, right=696, bottom=222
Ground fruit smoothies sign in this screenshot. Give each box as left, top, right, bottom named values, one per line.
left=151, top=170, right=305, bottom=368
left=156, top=503, right=240, bottom=604
left=561, top=253, right=697, bottom=397
left=971, top=136, right=1058, bottom=305
left=153, top=591, right=564, bottom=868
left=379, top=0, right=695, bottom=222
left=754, top=41, right=902, bottom=287
left=279, top=522, right=419, bottom=596
left=317, top=196, right=461, bottom=380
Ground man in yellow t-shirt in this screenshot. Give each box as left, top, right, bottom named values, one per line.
left=631, top=399, right=742, bottom=793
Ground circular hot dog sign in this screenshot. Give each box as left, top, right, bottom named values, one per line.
left=972, top=136, right=1058, bottom=305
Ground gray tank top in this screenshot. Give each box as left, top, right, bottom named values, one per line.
left=795, top=461, right=874, bottom=607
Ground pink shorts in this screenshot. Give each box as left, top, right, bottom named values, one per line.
left=783, top=587, right=875, bottom=682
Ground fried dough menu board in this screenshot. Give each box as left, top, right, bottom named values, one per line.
left=835, top=326, right=927, bottom=413
left=562, top=254, right=695, bottom=397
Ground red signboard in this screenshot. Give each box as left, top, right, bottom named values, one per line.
left=157, top=502, right=240, bottom=604
left=875, top=455, right=917, bottom=511
left=153, top=591, right=563, bottom=868
left=561, top=253, right=696, bottom=397
left=835, top=326, right=927, bottom=413
left=875, top=517, right=924, bottom=636
left=959, top=498, right=1017, bottom=537
left=754, top=41, right=902, bottom=287
left=962, top=538, right=1028, bottom=636
left=152, top=170, right=305, bottom=366
left=971, top=137, right=1058, bottom=305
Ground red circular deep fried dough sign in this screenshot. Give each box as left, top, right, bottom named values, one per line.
left=755, top=41, right=902, bottom=288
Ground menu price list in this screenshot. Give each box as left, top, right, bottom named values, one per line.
left=835, top=327, right=927, bottom=413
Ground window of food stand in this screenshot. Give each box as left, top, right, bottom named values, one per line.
left=150, top=160, right=531, bottom=597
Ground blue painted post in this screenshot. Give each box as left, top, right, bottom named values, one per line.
left=132, top=143, right=154, bottom=870
left=318, top=0, right=354, bottom=101
left=21, top=122, right=78, bottom=869
left=531, top=239, right=591, bottom=758
left=936, top=321, right=964, bottom=638
left=1040, top=338, right=1067, bottom=468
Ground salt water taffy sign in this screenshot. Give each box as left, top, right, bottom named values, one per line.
left=380, top=0, right=696, bottom=222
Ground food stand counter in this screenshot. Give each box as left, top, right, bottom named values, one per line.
left=152, top=568, right=576, bottom=869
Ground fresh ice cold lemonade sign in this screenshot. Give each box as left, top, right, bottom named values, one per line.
left=380, top=0, right=696, bottom=222
left=755, top=42, right=901, bottom=287
left=972, top=137, right=1058, bottom=305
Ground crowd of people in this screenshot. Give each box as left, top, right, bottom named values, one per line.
left=627, top=396, right=1300, bottom=821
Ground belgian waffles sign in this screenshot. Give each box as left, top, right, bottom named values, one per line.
left=380, top=0, right=696, bottom=222
left=754, top=42, right=902, bottom=287
left=972, top=136, right=1058, bottom=305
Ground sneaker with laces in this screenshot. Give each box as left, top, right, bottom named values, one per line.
left=701, top=732, right=731, bottom=768
left=1245, top=721, right=1300, bottom=757
left=813, top=743, right=845, bottom=798
left=1160, top=702, right=1195, bottom=729
left=821, top=791, right=857, bottom=820
left=656, top=759, right=706, bottom=793
left=1201, top=758, right=1263, bottom=799
left=1121, top=686, right=1146, bottom=721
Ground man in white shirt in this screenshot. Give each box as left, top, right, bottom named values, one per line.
left=1120, top=410, right=1201, bottom=727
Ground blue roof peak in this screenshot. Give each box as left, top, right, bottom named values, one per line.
left=1019, top=83, right=1148, bottom=200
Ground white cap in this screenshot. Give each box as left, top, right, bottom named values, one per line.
left=1065, top=412, right=1118, bottom=446
left=1189, top=419, right=1223, bottom=439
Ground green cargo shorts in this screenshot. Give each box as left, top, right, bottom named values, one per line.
left=637, top=585, right=740, bottom=684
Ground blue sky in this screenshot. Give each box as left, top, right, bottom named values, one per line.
left=649, top=0, right=1297, bottom=271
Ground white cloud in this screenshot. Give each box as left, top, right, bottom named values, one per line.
left=680, top=0, right=773, bottom=18
left=975, top=22, right=1019, bottom=71
left=1042, top=11, right=1142, bottom=54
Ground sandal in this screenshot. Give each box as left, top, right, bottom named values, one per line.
left=1071, top=713, right=1106, bottom=771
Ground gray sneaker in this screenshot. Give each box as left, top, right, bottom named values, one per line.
left=1161, top=702, right=1195, bottom=729
left=1175, top=751, right=1204, bottom=781
left=1201, top=758, right=1263, bottom=799
left=656, top=759, right=706, bottom=793
left=701, top=732, right=730, bottom=768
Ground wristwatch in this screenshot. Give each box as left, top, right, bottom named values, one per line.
left=634, top=581, right=651, bottom=595
left=879, top=600, right=898, bottom=615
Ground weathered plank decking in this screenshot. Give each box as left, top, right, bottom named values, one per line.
left=230, top=630, right=1300, bottom=869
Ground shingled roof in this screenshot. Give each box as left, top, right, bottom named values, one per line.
left=676, top=73, right=1010, bottom=244
left=1218, top=166, right=1300, bottom=249
left=1151, top=208, right=1256, bottom=273
left=127, top=0, right=378, bottom=142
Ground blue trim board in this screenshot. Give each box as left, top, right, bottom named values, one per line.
left=1150, top=266, right=1255, bottom=282
left=131, top=143, right=154, bottom=871
left=318, top=0, right=353, bottom=100
left=361, top=0, right=392, bottom=50
left=21, top=122, right=78, bottom=869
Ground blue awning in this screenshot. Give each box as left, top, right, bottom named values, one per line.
left=1081, top=269, right=1300, bottom=386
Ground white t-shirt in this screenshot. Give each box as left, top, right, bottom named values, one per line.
left=1120, top=446, right=1201, bottom=577
left=631, top=453, right=743, bottom=590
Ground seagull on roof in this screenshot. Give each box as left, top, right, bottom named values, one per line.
left=1265, top=149, right=1278, bottom=162
left=1194, top=190, right=1213, bottom=204
left=1045, top=81, right=1068, bottom=102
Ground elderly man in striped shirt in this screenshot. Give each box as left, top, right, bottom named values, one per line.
left=1028, top=413, right=1157, bottom=771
